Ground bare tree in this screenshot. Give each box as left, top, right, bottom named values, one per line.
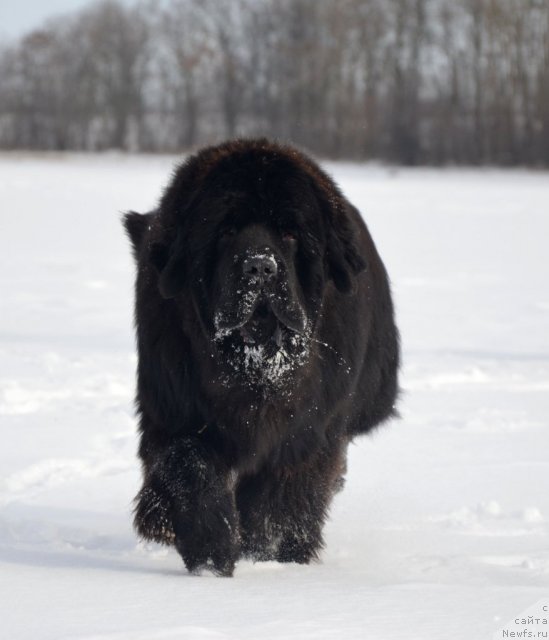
left=157, top=0, right=213, bottom=149
left=80, top=0, right=150, bottom=150
left=0, top=0, right=547, bottom=164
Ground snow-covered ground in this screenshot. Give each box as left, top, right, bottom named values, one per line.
left=0, top=154, right=547, bottom=640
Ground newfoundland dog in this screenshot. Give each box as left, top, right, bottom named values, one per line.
left=124, top=139, right=399, bottom=576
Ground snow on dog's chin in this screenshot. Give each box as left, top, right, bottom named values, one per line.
left=240, top=325, right=311, bottom=387
left=214, top=314, right=312, bottom=392
left=212, top=285, right=311, bottom=391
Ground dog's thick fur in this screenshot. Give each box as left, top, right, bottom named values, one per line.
left=124, top=139, right=399, bottom=576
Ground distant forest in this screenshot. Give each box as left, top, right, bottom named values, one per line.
left=1, top=0, right=548, bottom=164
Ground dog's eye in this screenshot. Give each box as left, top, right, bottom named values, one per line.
left=282, top=231, right=297, bottom=243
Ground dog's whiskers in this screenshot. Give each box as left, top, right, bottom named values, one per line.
left=309, top=337, right=349, bottom=368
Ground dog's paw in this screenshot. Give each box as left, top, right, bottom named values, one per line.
left=133, top=484, right=175, bottom=545
left=275, top=530, right=322, bottom=564
left=172, top=488, right=240, bottom=576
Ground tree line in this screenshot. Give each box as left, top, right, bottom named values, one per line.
left=0, top=0, right=548, bottom=165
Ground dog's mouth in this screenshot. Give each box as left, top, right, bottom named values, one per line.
left=213, top=292, right=311, bottom=387
left=238, top=299, right=284, bottom=347
left=214, top=289, right=307, bottom=345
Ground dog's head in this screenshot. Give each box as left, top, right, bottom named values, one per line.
left=124, top=140, right=366, bottom=390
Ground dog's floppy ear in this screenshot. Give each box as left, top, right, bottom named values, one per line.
left=305, top=168, right=366, bottom=294
left=156, top=228, right=187, bottom=299
left=123, top=211, right=186, bottom=299
left=123, top=211, right=152, bottom=260
left=324, top=202, right=367, bottom=294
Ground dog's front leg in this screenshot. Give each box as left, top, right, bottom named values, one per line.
left=134, top=436, right=239, bottom=576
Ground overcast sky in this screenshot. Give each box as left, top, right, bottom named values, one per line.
left=0, top=0, right=135, bottom=41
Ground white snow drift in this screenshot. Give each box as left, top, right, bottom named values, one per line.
left=0, top=154, right=548, bottom=640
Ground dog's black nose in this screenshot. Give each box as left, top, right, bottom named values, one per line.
left=243, top=254, right=278, bottom=282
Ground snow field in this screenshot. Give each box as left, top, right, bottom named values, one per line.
left=0, top=154, right=548, bottom=639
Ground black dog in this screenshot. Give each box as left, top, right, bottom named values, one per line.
left=124, top=139, right=399, bottom=576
